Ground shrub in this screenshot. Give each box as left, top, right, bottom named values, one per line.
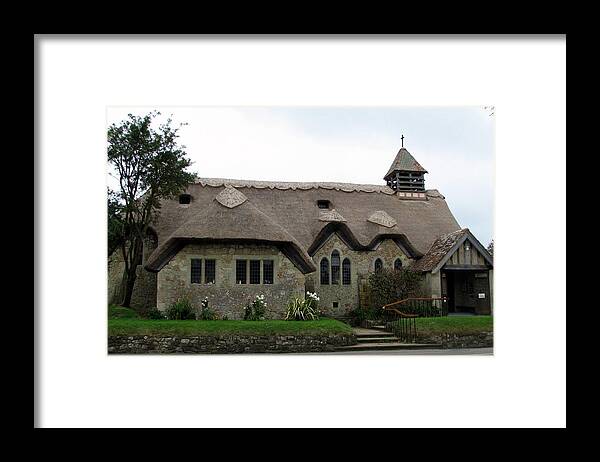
left=147, top=308, right=166, bottom=320
left=285, top=293, right=320, bottom=321
left=198, top=297, right=217, bottom=320
left=108, top=305, right=140, bottom=319
left=367, top=268, right=423, bottom=310
left=347, top=306, right=380, bottom=327
left=243, top=294, right=267, bottom=321
left=166, top=298, right=196, bottom=320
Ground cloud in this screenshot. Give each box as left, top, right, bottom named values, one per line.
left=107, top=106, right=494, bottom=245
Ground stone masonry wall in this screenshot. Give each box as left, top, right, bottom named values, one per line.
left=419, top=332, right=493, bottom=349
left=108, top=333, right=355, bottom=354
left=306, top=234, right=415, bottom=318
left=157, top=242, right=305, bottom=319
left=107, top=249, right=157, bottom=313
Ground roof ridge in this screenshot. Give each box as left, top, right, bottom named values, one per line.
left=195, top=177, right=443, bottom=196
left=196, top=177, right=389, bottom=188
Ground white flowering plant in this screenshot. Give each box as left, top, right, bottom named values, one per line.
left=243, top=294, right=267, bottom=321
left=198, top=296, right=217, bottom=320
left=305, top=291, right=320, bottom=308
left=285, top=292, right=320, bottom=321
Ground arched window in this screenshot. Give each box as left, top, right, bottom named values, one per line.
left=374, top=258, right=383, bottom=272
left=342, top=258, right=351, bottom=285
left=394, top=258, right=403, bottom=271
left=331, top=250, right=340, bottom=285
left=320, top=258, right=330, bottom=285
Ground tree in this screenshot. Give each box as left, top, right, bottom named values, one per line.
left=487, top=239, right=494, bottom=257
left=367, top=268, right=422, bottom=312
left=108, top=111, right=196, bottom=307
left=107, top=189, right=125, bottom=257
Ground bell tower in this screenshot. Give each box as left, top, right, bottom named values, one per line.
left=384, top=137, right=428, bottom=192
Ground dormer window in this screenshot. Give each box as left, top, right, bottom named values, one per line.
left=317, top=200, right=330, bottom=209
left=179, top=194, right=192, bottom=205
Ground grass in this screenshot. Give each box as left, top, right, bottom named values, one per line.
left=108, top=305, right=140, bottom=319
left=108, top=318, right=353, bottom=337
left=414, top=316, right=493, bottom=336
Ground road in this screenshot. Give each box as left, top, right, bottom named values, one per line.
left=307, top=347, right=493, bottom=355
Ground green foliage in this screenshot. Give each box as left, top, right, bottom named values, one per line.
left=367, top=268, right=422, bottom=310
left=166, top=298, right=197, bottom=320
left=347, top=306, right=380, bottom=327
left=198, top=297, right=217, bottom=320
left=146, top=308, right=166, bottom=320
left=285, top=296, right=319, bottom=321
left=243, top=294, right=268, bottom=321
left=108, top=305, right=140, bottom=319
left=107, top=111, right=196, bottom=306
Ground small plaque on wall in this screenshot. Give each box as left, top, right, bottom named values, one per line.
left=478, top=293, right=486, bottom=299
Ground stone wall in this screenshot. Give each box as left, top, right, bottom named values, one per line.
left=107, top=249, right=157, bottom=313
left=108, top=333, right=355, bottom=354
left=306, top=234, right=414, bottom=317
left=157, top=242, right=305, bottom=319
left=419, top=332, right=493, bottom=349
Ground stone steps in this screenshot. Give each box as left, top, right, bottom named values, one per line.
left=356, top=336, right=401, bottom=343
left=336, top=342, right=440, bottom=352
left=349, top=325, right=439, bottom=351
left=355, top=331, right=395, bottom=338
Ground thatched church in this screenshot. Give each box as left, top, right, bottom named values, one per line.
left=108, top=145, right=493, bottom=318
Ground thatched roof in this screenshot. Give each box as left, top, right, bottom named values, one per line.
left=384, top=148, right=428, bottom=180
left=145, top=177, right=462, bottom=274
left=145, top=196, right=316, bottom=273
left=196, top=177, right=396, bottom=194
left=410, top=228, right=493, bottom=272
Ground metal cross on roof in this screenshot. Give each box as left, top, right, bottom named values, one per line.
left=401, top=134, right=404, bottom=147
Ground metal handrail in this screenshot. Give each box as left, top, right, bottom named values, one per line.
left=382, top=297, right=447, bottom=310
left=380, top=308, right=418, bottom=343
left=383, top=307, right=418, bottom=318
left=382, top=296, right=448, bottom=318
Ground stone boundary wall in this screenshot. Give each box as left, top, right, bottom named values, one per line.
left=108, top=333, right=356, bottom=354
left=419, top=332, right=493, bottom=349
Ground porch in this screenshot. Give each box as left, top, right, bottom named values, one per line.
left=442, top=268, right=492, bottom=315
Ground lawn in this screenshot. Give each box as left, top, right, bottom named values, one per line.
left=414, top=316, right=493, bottom=336
left=108, top=305, right=140, bottom=319
left=108, top=318, right=353, bottom=337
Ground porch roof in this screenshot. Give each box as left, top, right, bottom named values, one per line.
left=410, top=228, right=493, bottom=273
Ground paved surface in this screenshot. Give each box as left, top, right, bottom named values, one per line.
left=353, top=327, right=394, bottom=336
left=306, top=347, right=493, bottom=355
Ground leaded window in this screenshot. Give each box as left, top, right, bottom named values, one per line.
left=191, top=258, right=202, bottom=284
left=320, top=257, right=330, bottom=285
left=236, top=259, right=247, bottom=284
left=263, top=260, right=274, bottom=284
left=331, top=250, right=340, bottom=285
left=205, top=259, right=216, bottom=284
left=374, top=258, right=383, bottom=272
left=249, top=260, right=261, bottom=284
left=394, top=258, right=403, bottom=271
left=342, top=258, right=351, bottom=285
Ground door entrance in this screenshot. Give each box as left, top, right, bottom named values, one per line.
left=442, top=270, right=490, bottom=314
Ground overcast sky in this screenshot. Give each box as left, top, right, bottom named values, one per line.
left=107, top=106, right=494, bottom=246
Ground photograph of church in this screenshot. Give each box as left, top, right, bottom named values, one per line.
left=108, top=142, right=493, bottom=320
